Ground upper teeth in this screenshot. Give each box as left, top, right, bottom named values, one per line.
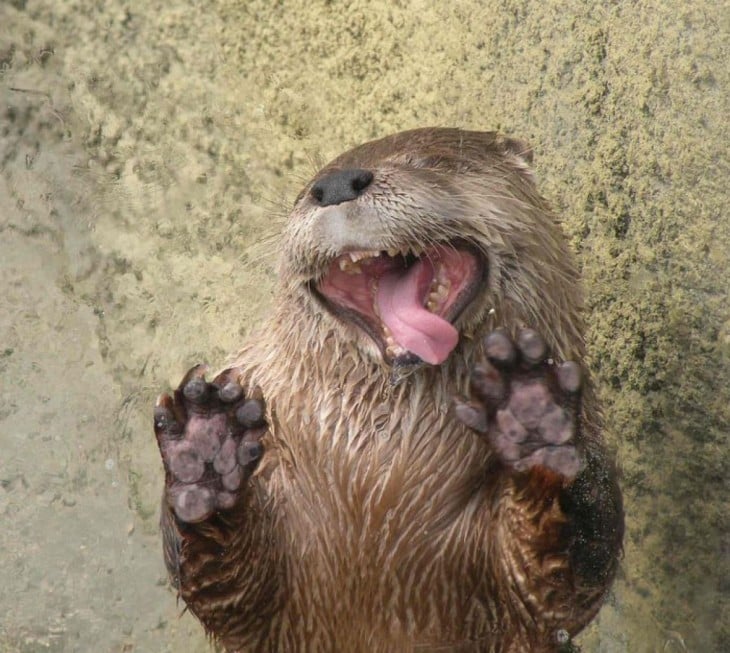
left=336, top=246, right=431, bottom=276
left=339, top=258, right=362, bottom=274
left=348, top=250, right=381, bottom=263
left=341, top=246, right=425, bottom=263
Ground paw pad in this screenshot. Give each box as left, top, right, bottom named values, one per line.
left=455, top=329, right=583, bottom=478
left=154, top=366, right=266, bottom=523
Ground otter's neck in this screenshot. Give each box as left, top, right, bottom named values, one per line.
left=236, top=290, right=482, bottom=440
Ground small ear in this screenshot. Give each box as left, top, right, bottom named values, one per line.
left=499, top=135, right=534, bottom=165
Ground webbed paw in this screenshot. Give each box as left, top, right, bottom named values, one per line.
left=154, top=366, right=266, bottom=523
left=455, top=329, right=583, bottom=478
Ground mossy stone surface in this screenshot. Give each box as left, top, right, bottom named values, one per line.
left=0, top=1, right=726, bottom=650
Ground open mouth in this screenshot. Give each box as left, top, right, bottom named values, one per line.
left=312, top=244, right=485, bottom=365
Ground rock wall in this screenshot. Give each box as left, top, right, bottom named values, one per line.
left=1, top=1, right=726, bottom=650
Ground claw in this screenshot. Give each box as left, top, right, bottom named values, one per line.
left=153, top=398, right=175, bottom=431
left=213, top=367, right=245, bottom=403
left=155, top=392, right=174, bottom=409
left=153, top=396, right=184, bottom=446
left=177, top=363, right=209, bottom=388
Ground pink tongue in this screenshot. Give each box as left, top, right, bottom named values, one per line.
left=376, top=259, right=458, bottom=365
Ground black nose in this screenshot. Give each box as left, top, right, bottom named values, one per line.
left=310, top=168, right=374, bottom=207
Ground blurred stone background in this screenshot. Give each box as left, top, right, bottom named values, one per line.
left=0, top=1, right=727, bottom=651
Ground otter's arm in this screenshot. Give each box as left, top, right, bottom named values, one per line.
left=495, top=449, right=623, bottom=638
left=455, top=330, right=623, bottom=644
left=154, top=366, right=282, bottom=650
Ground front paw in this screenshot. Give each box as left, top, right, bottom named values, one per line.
left=455, top=329, right=583, bottom=479
left=153, top=365, right=266, bottom=523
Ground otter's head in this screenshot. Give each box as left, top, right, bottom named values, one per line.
left=280, top=128, right=582, bottom=368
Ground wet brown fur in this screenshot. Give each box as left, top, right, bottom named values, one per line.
left=163, top=128, right=622, bottom=652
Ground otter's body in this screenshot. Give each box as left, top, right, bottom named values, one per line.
left=154, top=129, right=623, bottom=652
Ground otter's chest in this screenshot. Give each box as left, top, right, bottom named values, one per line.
left=264, top=400, right=496, bottom=646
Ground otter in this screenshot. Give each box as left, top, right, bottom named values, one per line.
left=153, top=128, right=623, bottom=652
